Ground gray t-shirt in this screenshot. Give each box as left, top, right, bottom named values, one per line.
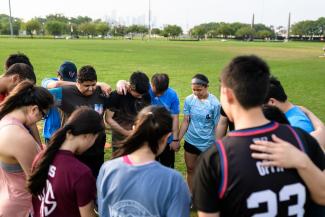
left=97, top=156, right=191, bottom=217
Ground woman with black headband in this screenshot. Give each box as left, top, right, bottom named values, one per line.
left=0, top=81, right=53, bottom=217
left=178, top=73, right=221, bottom=193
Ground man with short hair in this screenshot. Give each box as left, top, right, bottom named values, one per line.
left=150, top=73, right=180, bottom=168
left=49, top=65, right=107, bottom=177
left=192, top=55, right=325, bottom=217
left=265, top=76, right=314, bottom=133
left=116, top=73, right=180, bottom=168
left=105, top=71, right=151, bottom=149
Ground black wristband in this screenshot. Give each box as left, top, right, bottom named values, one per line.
left=172, top=139, right=179, bottom=142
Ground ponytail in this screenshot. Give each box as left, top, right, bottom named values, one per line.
left=113, top=106, right=172, bottom=158
left=27, top=126, right=70, bottom=196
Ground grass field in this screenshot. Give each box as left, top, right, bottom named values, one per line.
left=1, top=38, right=325, bottom=216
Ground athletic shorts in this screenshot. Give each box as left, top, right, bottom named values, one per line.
left=184, top=141, right=202, bottom=155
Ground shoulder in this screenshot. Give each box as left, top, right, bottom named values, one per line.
left=166, top=88, right=178, bottom=97
left=185, top=94, right=195, bottom=102
left=208, top=94, right=220, bottom=104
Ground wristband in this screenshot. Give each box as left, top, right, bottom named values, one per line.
left=172, top=139, right=179, bottom=142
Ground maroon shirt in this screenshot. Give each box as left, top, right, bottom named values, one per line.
left=32, top=150, right=96, bottom=217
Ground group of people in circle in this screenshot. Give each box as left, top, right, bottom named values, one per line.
left=0, top=52, right=324, bottom=217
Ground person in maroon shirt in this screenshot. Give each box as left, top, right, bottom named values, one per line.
left=28, top=107, right=104, bottom=217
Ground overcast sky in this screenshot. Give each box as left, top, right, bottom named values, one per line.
left=0, top=0, right=324, bottom=30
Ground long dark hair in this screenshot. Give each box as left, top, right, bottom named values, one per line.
left=113, top=105, right=172, bottom=158
left=27, top=107, right=104, bottom=196
left=0, top=80, right=53, bottom=119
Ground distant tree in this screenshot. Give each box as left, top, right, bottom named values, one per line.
left=0, top=14, right=22, bottom=35
left=256, top=30, right=273, bottom=39
left=190, top=25, right=207, bottom=39
left=78, top=22, right=97, bottom=37
left=45, top=20, right=65, bottom=36
left=162, top=25, right=182, bottom=38
left=235, top=26, right=256, bottom=40
left=151, top=28, right=161, bottom=35
left=70, top=16, right=92, bottom=25
left=46, top=14, right=69, bottom=23
left=26, top=19, right=42, bottom=37
left=96, top=22, right=110, bottom=37
left=217, top=23, right=234, bottom=38
left=110, top=25, right=128, bottom=36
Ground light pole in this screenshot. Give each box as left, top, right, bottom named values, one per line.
left=8, top=0, right=14, bottom=37
left=148, top=0, right=151, bottom=39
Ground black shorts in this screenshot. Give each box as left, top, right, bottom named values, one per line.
left=184, top=141, right=202, bottom=155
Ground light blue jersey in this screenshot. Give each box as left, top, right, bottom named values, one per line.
left=285, top=106, right=314, bottom=133
left=183, top=93, right=221, bottom=152
left=97, top=156, right=191, bottom=217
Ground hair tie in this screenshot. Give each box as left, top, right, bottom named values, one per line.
left=191, top=78, right=208, bottom=86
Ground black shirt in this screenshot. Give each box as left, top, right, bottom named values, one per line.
left=105, top=91, right=151, bottom=144
left=220, top=106, right=235, bottom=131
left=193, top=121, right=325, bottom=217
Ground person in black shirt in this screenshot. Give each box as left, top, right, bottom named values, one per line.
left=51, top=65, right=107, bottom=177
left=105, top=71, right=151, bottom=150
left=192, top=55, right=325, bottom=217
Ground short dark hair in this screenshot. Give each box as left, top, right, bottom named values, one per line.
left=5, top=63, right=36, bottom=84
left=77, top=65, right=97, bottom=83
left=264, top=76, right=288, bottom=103
left=192, top=73, right=209, bottom=87
left=221, top=55, right=270, bottom=109
left=5, top=53, right=33, bottom=70
left=130, top=71, right=149, bottom=95
left=151, top=73, right=169, bottom=95
left=262, top=104, right=290, bottom=124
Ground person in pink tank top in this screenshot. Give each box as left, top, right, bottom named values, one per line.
left=0, top=81, right=53, bottom=217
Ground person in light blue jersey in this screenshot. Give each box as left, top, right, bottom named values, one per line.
left=97, top=106, right=191, bottom=217
left=178, top=73, right=221, bottom=193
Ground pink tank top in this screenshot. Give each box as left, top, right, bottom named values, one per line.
left=0, top=117, right=40, bottom=217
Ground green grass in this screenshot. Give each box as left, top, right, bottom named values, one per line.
left=1, top=38, right=325, bottom=217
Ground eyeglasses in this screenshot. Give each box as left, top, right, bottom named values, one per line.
left=38, top=107, right=49, bottom=119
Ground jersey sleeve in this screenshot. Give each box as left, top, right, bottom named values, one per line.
left=104, top=91, right=120, bottom=111
left=213, top=104, right=221, bottom=126
left=49, top=87, right=63, bottom=107
left=170, top=94, right=180, bottom=115
left=192, top=144, right=222, bottom=213
left=74, top=169, right=96, bottom=207
left=183, top=97, right=191, bottom=115
left=166, top=174, right=191, bottom=217
left=295, top=127, right=325, bottom=170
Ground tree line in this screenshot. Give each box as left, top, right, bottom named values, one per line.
left=0, top=13, right=324, bottom=40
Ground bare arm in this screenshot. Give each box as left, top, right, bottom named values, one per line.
left=216, top=115, right=228, bottom=139
left=45, top=80, right=75, bottom=89
left=104, top=109, right=131, bottom=136
left=29, top=123, right=42, bottom=145
left=178, top=115, right=190, bottom=141
left=300, top=106, right=325, bottom=149
left=250, top=135, right=325, bottom=205
left=198, top=211, right=220, bottom=217
left=170, top=114, right=180, bottom=152
left=79, top=201, right=97, bottom=217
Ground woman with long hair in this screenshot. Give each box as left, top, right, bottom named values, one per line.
left=97, top=105, right=191, bottom=217
left=0, top=80, right=53, bottom=217
left=28, top=107, right=104, bottom=217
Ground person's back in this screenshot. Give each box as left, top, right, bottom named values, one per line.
left=200, top=122, right=322, bottom=216
left=192, top=55, right=325, bottom=217
left=32, top=150, right=95, bottom=217
left=97, top=156, right=189, bottom=217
